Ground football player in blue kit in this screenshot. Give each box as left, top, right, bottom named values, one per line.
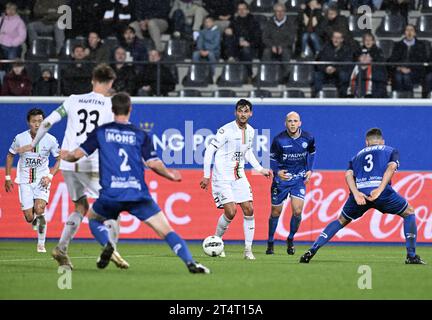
left=61, top=92, right=210, bottom=274
left=300, top=128, right=426, bottom=264
left=266, top=112, right=316, bottom=255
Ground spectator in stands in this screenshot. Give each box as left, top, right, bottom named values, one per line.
left=347, top=48, right=388, bottom=98
left=0, top=0, right=34, bottom=23
left=313, top=30, right=353, bottom=97
left=120, top=26, right=148, bottom=73
left=137, top=50, right=176, bottom=96
left=1, top=60, right=31, bottom=96
left=84, top=31, right=111, bottom=64
left=222, top=1, right=261, bottom=77
left=27, top=0, right=66, bottom=56
left=316, top=3, right=359, bottom=53
left=382, top=0, right=412, bottom=24
left=298, top=0, right=323, bottom=58
left=170, top=0, right=208, bottom=41
left=192, top=16, right=220, bottom=74
left=68, top=0, right=106, bottom=38
left=0, top=2, right=27, bottom=60
left=388, top=24, right=428, bottom=94
left=100, top=0, right=132, bottom=38
left=262, top=3, right=297, bottom=81
left=358, top=32, right=385, bottom=62
left=203, top=0, right=235, bottom=33
left=129, top=0, right=170, bottom=53
left=60, top=44, right=92, bottom=96
left=32, top=68, right=58, bottom=96
left=111, top=46, right=137, bottom=95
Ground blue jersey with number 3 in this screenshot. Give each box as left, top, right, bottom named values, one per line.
left=80, top=122, right=158, bottom=202
left=348, top=145, right=400, bottom=195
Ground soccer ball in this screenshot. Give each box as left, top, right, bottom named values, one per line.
left=202, top=235, right=224, bottom=257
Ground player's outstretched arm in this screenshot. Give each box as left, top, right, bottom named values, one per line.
left=60, top=148, right=86, bottom=163
left=244, top=148, right=272, bottom=178
left=345, top=169, right=367, bottom=205
left=146, top=159, right=182, bottom=182
left=4, top=152, right=15, bottom=192
left=367, top=162, right=398, bottom=202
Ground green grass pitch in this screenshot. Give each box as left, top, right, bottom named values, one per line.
left=0, top=241, right=431, bottom=300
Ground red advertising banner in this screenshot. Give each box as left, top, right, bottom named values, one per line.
left=1, top=169, right=431, bottom=242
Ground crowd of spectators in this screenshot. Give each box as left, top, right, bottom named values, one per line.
left=0, top=0, right=430, bottom=98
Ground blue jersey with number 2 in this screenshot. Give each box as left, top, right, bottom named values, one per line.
left=80, top=122, right=159, bottom=202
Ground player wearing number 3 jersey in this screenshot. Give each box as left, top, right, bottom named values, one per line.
left=16, top=64, right=127, bottom=269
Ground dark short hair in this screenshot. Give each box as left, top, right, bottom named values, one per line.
left=237, top=1, right=249, bottom=10
left=27, top=108, right=44, bottom=122
left=366, top=128, right=383, bottom=140
left=124, top=26, right=136, bottom=34
left=235, top=99, right=253, bottom=111
left=362, top=31, right=375, bottom=41
left=112, top=92, right=131, bottom=116
left=405, top=24, right=416, bottom=32
left=92, top=63, right=116, bottom=83
left=72, top=44, right=85, bottom=52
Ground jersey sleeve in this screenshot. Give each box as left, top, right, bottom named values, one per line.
left=80, top=128, right=99, bottom=156
left=50, top=136, right=61, bottom=157
left=389, top=148, right=400, bottom=168
left=270, top=137, right=282, bottom=173
left=210, top=127, right=229, bottom=149
left=307, top=135, right=316, bottom=154
left=54, top=97, right=72, bottom=118
left=141, top=133, right=159, bottom=162
left=347, top=158, right=354, bottom=171
left=8, top=135, right=19, bottom=154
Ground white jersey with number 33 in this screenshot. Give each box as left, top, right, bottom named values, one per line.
left=56, top=92, right=113, bottom=172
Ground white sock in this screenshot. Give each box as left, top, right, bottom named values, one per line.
left=243, top=215, right=255, bottom=251
left=104, top=217, right=120, bottom=250
left=58, top=211, right=83, bottom=252
left=215, top=214, right=231, bottom=238
left=37, top=214, right=47, bottom=246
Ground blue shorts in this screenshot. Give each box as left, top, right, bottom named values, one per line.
left=92, top=197, right=161, bottom=221
left=271, top=179, right=306, bottom=206
left=341, top=187, right=408, bottom=221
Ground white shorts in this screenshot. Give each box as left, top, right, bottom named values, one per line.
left=18, top=182, right=50, bottom=211
left=212, top=178, right=253, bottom=209
left=62, top=171, right=100, bottom=202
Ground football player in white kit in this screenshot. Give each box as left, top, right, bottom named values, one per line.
left=200, top=99, right=272, bottom=259
left=17, top=64, right=128, bottom=269
left=5, top=108, right=61, bottom=253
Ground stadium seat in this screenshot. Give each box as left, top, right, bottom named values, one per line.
left=421, top=0, right=432, bottom=13
left=348, top=15, right=371, bottom=37
left=283, top=89, right=306, bottom=98
left=376, top=39, right=394, bottom=60
left=164, top=39, right=192, bottom=61
left=103, top=36, right=119, bottom=50
left=213, top=89, right=237, bottom=97
left=250, top=0, right=276, bottom=13
left=391, top=90, right=414, bottom=99
left=254, top=64, right=282, bottom=87
left=61, top=37, right=86, bottom=57
left=287, top=64, right=313, bottom=87
left=416, top=15, right=432, bottom=38
left=27, top=37, right=55, bottom=59
left=375, top=14, right=406, bottom=37
left=249, top=89, right=273, bottom=98
left=182, top=64, right=213, bottom=87
left=38, top=63, right=59, bottom=79
left=216, top=64, right=248, bottom=87
left=180, top=89, right=202, bottom=97
left=285, top=0, right=304, bottom=13
left=317, top=88, right=338, bottom=98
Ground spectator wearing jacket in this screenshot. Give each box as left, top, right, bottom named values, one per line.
left=111, top=46, right=137, bottom=95
left=299, top=0, right=323, bottom=57
left=32, top=69, right=58, bottom=96
left=84, top=31, right=111, bottom=64
left=129, top=0, right=170, bottom=53
left=203, top=0, right=235, bottom=33
left=170, top=0, right=208, bottom=41
left=1, top=60, right=31, bottom=96
left=0, top=2, right=26, bottom=60
left=192, top=16, right=220, bottom=73
left=313, top=30, right=354, bottom=97
left=120, top=26, right=148, bottom=73
left=60, top=45, right=93, bottom=96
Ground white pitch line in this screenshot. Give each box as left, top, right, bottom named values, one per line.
left=0, top=254, right=153, bottom=263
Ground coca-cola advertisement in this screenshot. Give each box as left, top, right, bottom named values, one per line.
left=1, top=169, right=431, bottom=242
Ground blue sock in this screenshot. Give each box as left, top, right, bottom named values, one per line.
left=403, top=214, right=417, bottom=258
left=268, top=215, right=279, bottom=242
left=310, top=220, right=343, bottom=254
left=288, top=215, right=302, bottom=240
left=165, top=231, right=194, bottom=264
left=89, top=219, right=109, bottom=246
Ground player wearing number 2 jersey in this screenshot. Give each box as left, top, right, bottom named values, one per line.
left=300, top=128, right=425, bottom=265
left=16, top=64, right=127, bottom=269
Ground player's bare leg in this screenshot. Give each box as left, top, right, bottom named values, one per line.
left=400, top=205, right=426, bottom=264
left=145, top=212, right=210, bottom=274
left=240, top=201, right=255, bottom=260
left=34, top=199, right=47, bottom=253
left=266, top=204, right=283, bottom=254
left=215, top=202, right=236, bottom=257
left=287, top=197, right=304, bottom=255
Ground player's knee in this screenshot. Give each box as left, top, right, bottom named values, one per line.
left=34, top=203, right=46, bottom=215
left=271, top=206, right=282, bottom=217
left=224, top=209, right=236, bottom=220
left=23, top=212, right=34, bottom=223
left=292, top=207, right=302, bottom=217
left=243, top=206, right=254, bottom=217
left=401, top=205, right=415, bottom=217
left=75, top=197, right=89, bottom=215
